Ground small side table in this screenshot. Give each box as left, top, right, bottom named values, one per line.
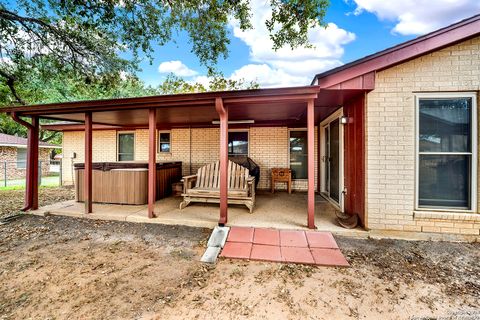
left=271, top=168, right=292, bottom=194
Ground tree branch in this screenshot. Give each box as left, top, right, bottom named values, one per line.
left=0, top=8, right=101, bottom=75
left=0, top=69, right=25, bottom=105
left=39, top=130, right=59, bottom=142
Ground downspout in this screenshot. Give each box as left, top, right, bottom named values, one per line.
left=11, top=112, right=33, bottom=130
left=10, top=112, right=36, bottom=211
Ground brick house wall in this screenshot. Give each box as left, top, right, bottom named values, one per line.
left=0, top=146, right=52, bottom=179
left=58, top=37, right=480, bottom=239
left=61, top=127, right=318, bottom=192
left=62, top=130, right=118, bottom=185
left=366, top=36, right=480, bottom=238
left=135, top=128, right=221, bottom=175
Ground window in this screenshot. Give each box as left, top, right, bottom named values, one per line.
left=289, top=130, right=308, bottom=179
left=17, top=148, right=27, bottom=169
left=159, top=131, right=171, bottom=153
left=228, top=131, right=248, bottom=156
left=416, top=94, right=477, bottom=210
left=117, top=132, right=135, bottom=161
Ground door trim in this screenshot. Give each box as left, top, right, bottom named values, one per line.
left=320, top=108, right=345, bottom=212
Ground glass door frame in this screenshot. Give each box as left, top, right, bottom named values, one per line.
left=320, top=108, right=345, bottom=212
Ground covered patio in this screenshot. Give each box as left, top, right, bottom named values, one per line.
left=4, top=83, right=370, bottom=230
left=32, top=191, right=366, bottom=236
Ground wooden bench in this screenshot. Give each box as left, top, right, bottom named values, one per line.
left=179, top=160, right=256, bottom=213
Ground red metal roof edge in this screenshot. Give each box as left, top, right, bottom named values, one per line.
left=1, top=85, right=321, bottom=114
left=311, top=13, right=480, bottom=86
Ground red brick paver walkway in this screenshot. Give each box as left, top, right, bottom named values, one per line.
left=220, top=227, right=349, bottom=266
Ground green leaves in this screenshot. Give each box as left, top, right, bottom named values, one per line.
left=157, top=73, right=258, bottom=95
left=0, top=0, right=329, bottom=105
left=267, top=0, right=329, bottom=50
left=0, top=63, right=258, bottom=141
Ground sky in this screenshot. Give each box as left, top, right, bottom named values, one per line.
left=139, top=0, right=480, bottom=88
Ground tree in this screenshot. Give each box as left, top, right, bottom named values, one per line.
left=0, top=0, right=328, bottom=143
left=157, top=73, right=259, bottom=94
left=0, top=59, right=159, bottom=144
left=0, top=66, right=258, bottom=143
left=0, top=0, right=329, bottom=105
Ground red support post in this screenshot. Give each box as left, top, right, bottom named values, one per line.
left=31, top=117, right=39, bottom=210
left=307, top=99, right=316, bottom=229
left=10, top=113, right=39, bottom=211
left=148, top=108, right=157, bottom=218
left=215, top=97, right=228, bottom=225
left=84, top=112, right=93, bottom=214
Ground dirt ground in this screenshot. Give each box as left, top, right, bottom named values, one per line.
left=0, top=186, right=75, bottom=218
left=1, top=211, right=479, bottom=320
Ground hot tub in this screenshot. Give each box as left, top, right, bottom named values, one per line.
left=74, top=162, right=182, bottom=205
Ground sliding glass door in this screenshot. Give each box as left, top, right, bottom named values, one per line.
left=328, top=119, right=340, bottom=203
left=322, top=112, right=343, bottom=208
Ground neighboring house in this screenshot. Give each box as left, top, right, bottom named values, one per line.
left=0, top=133, right=59, bottom=179
left=6, top=15, right=480, bottom=240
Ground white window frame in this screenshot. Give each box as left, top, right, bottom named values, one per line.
left=158, top=130, right=171, bottom=154
left=117, top=131, right=135, bottom=161
left=228, top=129, right=249, bottom=156
left=16, top=147, right=27, bottom=169
left=415, top=92, right=477, bottom=212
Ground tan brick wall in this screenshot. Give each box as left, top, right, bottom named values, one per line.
left=62, top=130, right=117, bottom=184
left=249, top=127, right=318, bottom=190
left=250, top=127, right=289, bottom=189
left=191, top=128, right=221, bottom=174
left=366, top=36, right=480, bottom=238
left=135, top=128, right=215, bottom=177
left=62, top=127, right=318, bottom=191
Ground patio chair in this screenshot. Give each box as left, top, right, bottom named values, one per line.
left=179, top=160, right=255, bottom=213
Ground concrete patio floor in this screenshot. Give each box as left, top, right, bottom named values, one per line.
left=32, top=191, right=366, bottom=236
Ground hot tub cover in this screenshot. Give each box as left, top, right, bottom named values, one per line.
left=229, top=156, right=260, bottom=188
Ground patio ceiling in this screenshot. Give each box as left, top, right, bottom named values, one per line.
left=2, top=86, right=367, bottom=128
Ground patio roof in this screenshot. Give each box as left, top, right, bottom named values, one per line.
left=4, top=85, right=358, bottom=224
left=2, top=86, right=367, bottom=128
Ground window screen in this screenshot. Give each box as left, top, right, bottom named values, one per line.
left=228, top=131, right=248, bottom=156
left=159, top=132, right=171, bottom=153
left=289, top=131, right=308, bottom=179
left=418, top=97, right=473, bottom=209
left=118, top=133, right=134, bottom=161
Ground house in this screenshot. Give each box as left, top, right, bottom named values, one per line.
left=3, top=15, right=480, bottom=240
left=0, top=133, right=59, bottom=179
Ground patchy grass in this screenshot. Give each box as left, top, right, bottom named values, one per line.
left=0, top=176, right=60, bottom=190
left=0, top=186, right=74, bottom=217
left=0, top=185, right=26, bottom=191
left=0, top=184, right=60, bottom=192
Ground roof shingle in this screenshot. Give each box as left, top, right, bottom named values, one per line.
left=0, top=133, right=60, bottom=148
